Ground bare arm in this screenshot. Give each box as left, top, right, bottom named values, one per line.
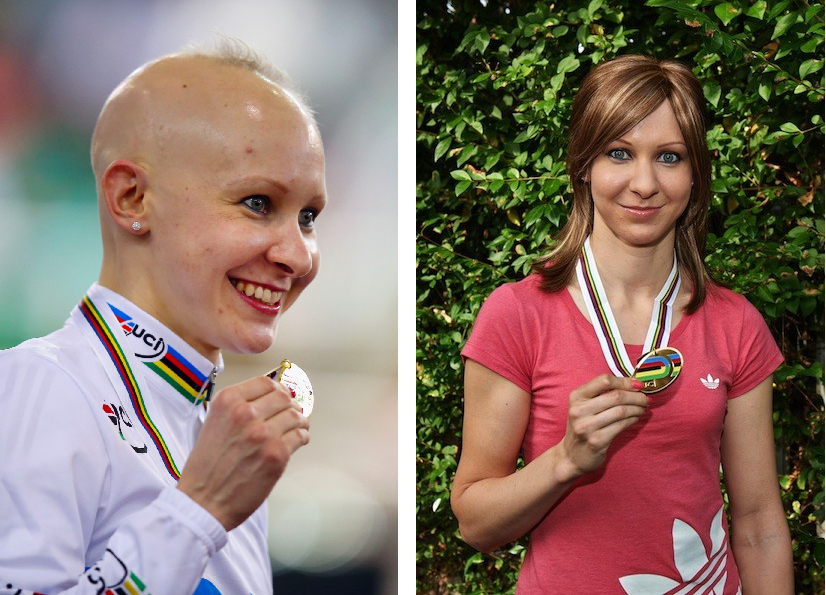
left=721, top=376, right=793, bottom=594
left=450, top=360, right=648, bottom=553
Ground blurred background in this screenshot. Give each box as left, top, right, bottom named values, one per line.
left=0, top=0, right=398, bottom=593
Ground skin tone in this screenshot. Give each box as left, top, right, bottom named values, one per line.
left=451, top=101, right=792, bottom=591
left=92, top=55, right=326, bottom=531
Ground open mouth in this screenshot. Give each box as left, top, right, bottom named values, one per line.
left=230, top=278, right=283, bottom=306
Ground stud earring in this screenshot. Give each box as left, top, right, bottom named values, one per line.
left=132, top=221, right=142, bottom=231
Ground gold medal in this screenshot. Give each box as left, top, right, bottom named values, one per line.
left=267, top=359, right=314, bottom=416
left=633, top=347, right=683, bottom=394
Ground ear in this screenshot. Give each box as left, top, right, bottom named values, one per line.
left=101, top=160, right=149, bottom=234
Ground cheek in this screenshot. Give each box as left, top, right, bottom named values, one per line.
left=662, top=172, right=693, bottom=202
left=590, top=168, right=625, bottom=200
left=282, top=249, right=320, bottom=313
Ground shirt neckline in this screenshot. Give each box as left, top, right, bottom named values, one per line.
left=89, top=283, right=221, bottom=407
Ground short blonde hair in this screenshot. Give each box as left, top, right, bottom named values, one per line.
left=179, top=35, right=315, bottom=121
left=533, top=55, right=713, bottom=313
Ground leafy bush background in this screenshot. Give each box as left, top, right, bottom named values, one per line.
left=416, top=1, right=824, bottom=593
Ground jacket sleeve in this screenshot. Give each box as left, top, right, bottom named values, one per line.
left=0, top=348, right=227, bottom=595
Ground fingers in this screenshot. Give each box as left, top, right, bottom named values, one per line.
left=237, top=375, right=289, bottom=402
left=572, top=374, right=644, bottom=401
left=570, top=374, right=649, bottom=418
left=219, top=375, right=297, bottom=421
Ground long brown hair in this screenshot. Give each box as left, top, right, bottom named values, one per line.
left=532, top=55, right=713, bottom=313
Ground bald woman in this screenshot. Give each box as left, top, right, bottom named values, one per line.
left=0, top=40, right=325, bottom=595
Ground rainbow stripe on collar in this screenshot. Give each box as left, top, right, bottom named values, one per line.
left=108, top=304, right=210, bottom=404
left=576, top=237, right=681, bottom=378
left=145, top=346, right=209, bottom=404
left=80, top=295, right=181, bottom=480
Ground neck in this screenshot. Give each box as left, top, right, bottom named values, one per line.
left=587, top=231, right=677, bottom=300
left=98, top=268, right=222, bottom=366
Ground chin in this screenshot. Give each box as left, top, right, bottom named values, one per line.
left=223, top=328, right=278, bottom=355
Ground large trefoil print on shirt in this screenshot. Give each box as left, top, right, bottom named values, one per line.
left=619, top=506, right=742, bottom=595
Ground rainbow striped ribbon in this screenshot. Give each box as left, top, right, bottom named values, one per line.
left=79, top=295, right=181, bottom=480
left=575, top=236, right=681, bottom=377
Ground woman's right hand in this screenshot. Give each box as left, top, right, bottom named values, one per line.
left=176, top=375, right=309, bottom=531
left=561, top=374, right=649, bottom=478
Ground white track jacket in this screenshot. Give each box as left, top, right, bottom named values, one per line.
left=0, top=284, right=273, bottom=595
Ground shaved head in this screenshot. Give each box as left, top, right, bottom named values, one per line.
left=92, top=45, right=312, bottom=188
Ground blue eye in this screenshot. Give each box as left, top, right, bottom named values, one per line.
left=607, top=148, right=629, bottom=160
left=242, top=195, right=269, bottom=214
left=659, top=152, right=681, bottom=164
left=299, top=209, right=318, bottom=229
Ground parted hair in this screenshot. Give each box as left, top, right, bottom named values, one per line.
left=531, top=54, right=713, bottom=314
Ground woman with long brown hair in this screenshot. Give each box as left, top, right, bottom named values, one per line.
left=451, top=55, right=793, bottom=594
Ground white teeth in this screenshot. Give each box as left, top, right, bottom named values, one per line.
left=233, top=280, right=281, bottom=306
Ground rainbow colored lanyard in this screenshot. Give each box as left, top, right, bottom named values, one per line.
left=575, top=236, right=681, bottom=378
left=78, top=294, right=182, bottom=481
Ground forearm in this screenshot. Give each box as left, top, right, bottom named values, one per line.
left=731, top=511, right=794, bottom=594
left=452, top=443, right=580, bottom=553
left=0, top=487, right=226, bottom=594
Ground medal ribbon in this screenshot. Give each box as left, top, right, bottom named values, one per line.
left=78, top=294, right=182, bottom=480
left=575, top=236, right=681, bottom=377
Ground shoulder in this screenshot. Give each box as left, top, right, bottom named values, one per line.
left=483, top=274, right=560, bottom=309
left=0, top=324, right=107, bottom=433
left=702, top=284, right=767, bottom=325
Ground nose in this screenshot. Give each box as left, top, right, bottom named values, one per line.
left=266, top=223, right=314, bottom=278
left=628, top=160, right=658, bottom=199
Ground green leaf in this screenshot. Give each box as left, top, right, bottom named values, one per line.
left=758, top=82, right=772, bottom=102
left=557, top=55, right=581, bottom=74
left=772, top=12, right=798, bottom=39
left=714, top=3, right=740, bottom=26
left=799, top=59, right=824, bottom=80
left=474, top=31, right=490, bottom=54
left=454, top=180, right=471, bottom=195
left=587, top=0, right=604, bottom=18
left=704, top=81, right=722, bottom=107
left=434, top=138, right=451, bottom=162
left=450, top=169, right=471, bottom=181
left=780, top=122, right=801, bottom=133
left=745, top=0, right=767, bottom=20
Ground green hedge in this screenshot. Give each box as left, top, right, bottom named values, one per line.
left=416, top=1, right=824, bottom=593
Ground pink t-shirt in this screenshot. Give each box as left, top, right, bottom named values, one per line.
left=461, top=274, right=783, bottom=594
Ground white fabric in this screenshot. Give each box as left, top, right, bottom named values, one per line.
left=0, top=284, right=273, bottom=595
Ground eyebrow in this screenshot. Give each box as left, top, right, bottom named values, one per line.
left=612, top=138, right=688, bottom=149
left=226, top=175, right=328, bottom=207
left=227, top=175, right=291, bottom=194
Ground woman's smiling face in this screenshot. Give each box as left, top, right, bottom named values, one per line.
left=132, top=62, right=327, bottom=359
left=587, top=100, right=693, bottom=249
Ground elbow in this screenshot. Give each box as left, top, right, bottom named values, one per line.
left=451, top=497, right=498, bottom=554
left=456, top=523, right=497, bottom=555
left=451, top=482, right=507, bottom=554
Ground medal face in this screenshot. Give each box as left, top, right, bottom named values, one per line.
left=267, top=359, right=314, bottom=416
left=633, top=347, right=683, bottom=394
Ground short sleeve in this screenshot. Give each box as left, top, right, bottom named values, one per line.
left=729, top=299, right=784, bottom=398
left=461, top=283, right=533, bottom=393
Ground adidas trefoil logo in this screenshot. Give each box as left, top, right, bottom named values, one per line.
left=701, top=374, right=720, bottom=389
